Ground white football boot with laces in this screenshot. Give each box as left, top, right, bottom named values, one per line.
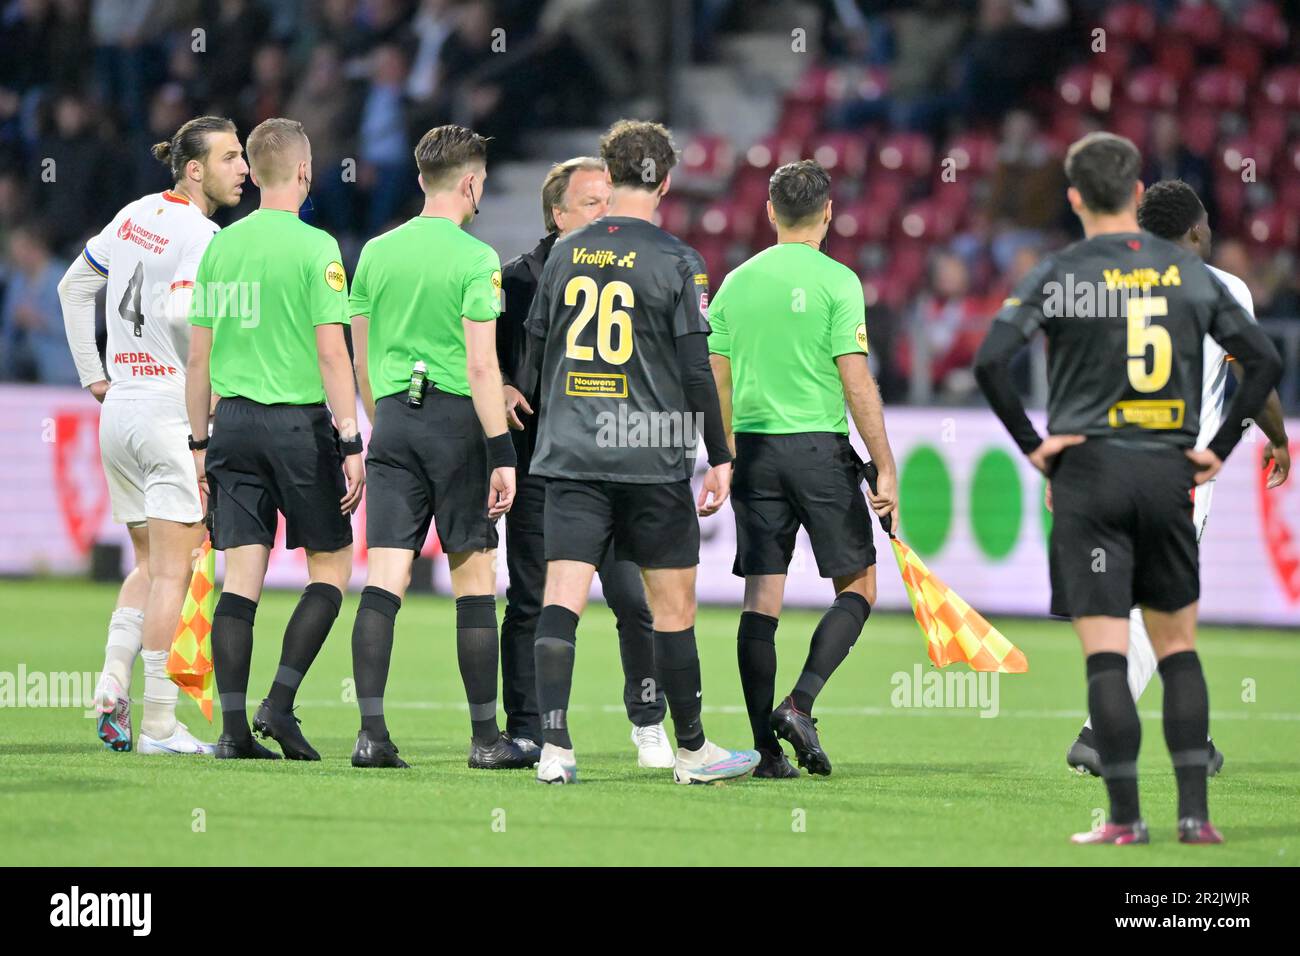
left=137, top=722, right=216, bottom=756
left=631, top=722, right=675, bottom=769
left=535, top=743, right=578, bottom=784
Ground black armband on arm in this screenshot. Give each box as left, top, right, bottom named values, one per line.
left=973, top=322, right=1042, bottom=455
left=486, top=431, right=517, bottom=469
left=676, top=331, right=732, bottom=466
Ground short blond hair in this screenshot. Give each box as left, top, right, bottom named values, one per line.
left=541, top=157, right=605, bottom=233
left=247, top=118, right=309, bottom=187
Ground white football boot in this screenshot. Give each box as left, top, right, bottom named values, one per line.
left=535, top=743, right=578, bottom=784
left=673, top=740, right=760, bottom=785
left=137, top=722, right=216, bottom=756
left=631, top=722, right=675, bottom=769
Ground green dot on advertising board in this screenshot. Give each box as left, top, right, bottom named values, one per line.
left=899, top=445, right=951, bottom=557
left=970, top=449, right=1021, bottom=560
left=1041, top=476, right=1053, bottom=544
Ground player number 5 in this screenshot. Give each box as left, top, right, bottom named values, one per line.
left=1126, top=295, right=1171, bottom=393
left=564, top=276, right=634, bottom=365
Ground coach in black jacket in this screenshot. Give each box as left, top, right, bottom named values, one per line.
left=496, top=157, right=671, bottom=766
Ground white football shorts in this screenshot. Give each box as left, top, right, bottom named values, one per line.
left=99, top=393, right=203, bottom=525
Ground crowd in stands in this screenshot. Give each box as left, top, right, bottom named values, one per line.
left=0, top=0, right=1296, bottom=409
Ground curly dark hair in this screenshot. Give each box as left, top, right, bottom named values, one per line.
left=599, top=119, right=677, bottom=191
left=1137, top=179, right=1206, bottom=241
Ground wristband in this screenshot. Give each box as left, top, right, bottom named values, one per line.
left=188, top=434, right=209, bottom=451
left=339, top=434, right=363, bottom=457
left=486, top=432, right=517, bottom=470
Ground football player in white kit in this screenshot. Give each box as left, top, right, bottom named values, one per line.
left=1064, top=179, right=1291, bottom=777
left=58, top=117, right=248, bottom=754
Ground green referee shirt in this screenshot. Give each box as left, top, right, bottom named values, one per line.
left=189, top=208, right=349, bottom=405
left=707, top=242, right=868, bottom=434
left=348, top=216, right=503, bottom=400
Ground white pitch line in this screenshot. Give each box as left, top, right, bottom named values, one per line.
left=291, top=699, right=1300, bottom=722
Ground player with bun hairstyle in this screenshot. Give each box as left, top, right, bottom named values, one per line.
left=58, top=116, right=248, bottom=755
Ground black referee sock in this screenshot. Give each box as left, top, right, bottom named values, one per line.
left=456, top=595, right=502, bottom=745
left=213, top=592, right=257, bottom=741
left=656, top=628, right=706, bottom=752
left=1159, top=651, right=1211, bottom=821
left=535, top=604, right=579, bottom=749
left=791, top=592, right=870, bottom=714
left=267, top=582, right=342, bottom=712
left=1087, top=652, right=1142, bottom=825
left=352, top=586, right=401, bottom=740
left=737, top=611, right=779, bottom=750
left=616, top=601, right=662, bottom=726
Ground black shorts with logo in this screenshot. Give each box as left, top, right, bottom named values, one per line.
left=206, top=396, right=352, bottom=552
left=544, top=478, right=699, bottom=569
left=731, top=432, right=876, bottom=578
left=365, top=391, right=497, bottom=554
left=1048, top=439, right=1199, bottom=618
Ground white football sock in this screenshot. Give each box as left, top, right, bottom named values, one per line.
left=103, top=607, right=144, bottom=690
left=140, top=649, right=179, bottom=740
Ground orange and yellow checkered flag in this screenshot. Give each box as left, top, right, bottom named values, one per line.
left=167, top=539, right=216, bottom=720
left=862, top=462, right=1027, bottom=674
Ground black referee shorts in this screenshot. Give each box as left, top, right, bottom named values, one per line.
left=1048, top=440, right=1199, bottom=618
left=544, top=478, right=699, bottom=569
left=731, top=432, right=875, bottom=578
left=365, top=391, right=497, bottom=554
left=205, top=396, right=352, bottom=552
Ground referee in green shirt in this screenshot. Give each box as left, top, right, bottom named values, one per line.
left=185, top=118, right=364, bottom=762
left=708, top=159, right=898, bottom=778
left=348, top=125, right=524, bottom=770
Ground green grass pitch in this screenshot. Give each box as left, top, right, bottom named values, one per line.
left=1, top=579, right=1296, bottom=866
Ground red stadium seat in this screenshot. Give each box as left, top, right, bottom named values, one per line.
left=1102, top=2, right=1157, bottom=44
left=1180, top=112, right=1220, bottom=158
left=875, top=132, right=933, bottom=179
left=896, top=199, right=958, bottom=243
left=1153, top=39, right=1196, bottom=86
left=1239, top=1, right=1289, bottom=49
left=742, top=134, right=805, bottom=175
left=1169, top=2, right=1224, bottom=47
left=1261, top=66, right=1300, bottom=109
left=775, top=105, right=819, bottom=146
left=1057, top=65, right=1114, bottom=112
left=1091, top=41, right=1135, bottom=78
left=1248, top=105, right=1290, bottom=155
left=1221, top=36, right=1265, bottom=87
left=1243, top=207, right=1300, bottom=249
left=809, top=131, right=871, bottom=180
left=1190, top=67, right=1249, bottom=110
left=1124, top=67, right=1178, bottom=109
left=1212, top=174, right=1247, bottom=233
left=1220, top=136, right=1277, bottom=180
left=942, top=131, right=999, bottom=178
left=1110, top=106, right=1150, bottom=149
left=831, top=199, right=893, bottom=245
left=678, top=134, right=735, bottom=183
left=653, top=196, right=694, bottom=236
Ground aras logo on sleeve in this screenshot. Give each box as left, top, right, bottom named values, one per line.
left=324, top=261, right=346, bottom=292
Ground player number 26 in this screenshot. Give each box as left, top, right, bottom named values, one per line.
left=564, top=276, right=634, bottom=365
left=1126, top=295, right=1171, bottom=393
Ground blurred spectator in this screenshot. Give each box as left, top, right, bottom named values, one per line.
left=896, top=251, right=996, bottom=399
left=91, top=0, right=164, bottom=131
left=128, top=84, right=192, bottom=198
left=960, top=0, right=1068, bottom=119
left=0, top=222, right=75, bottom=384
left=289, top=43, right=360, bottom=235
left=237, top=43, right=292, bottom=133
left=1142, top=112, right=1214, bottom=225
left=198, top=0, right=272, bottom=121
left=35, top=94, right=118, bottom=252
left=357, top=43, right=416, bottom=236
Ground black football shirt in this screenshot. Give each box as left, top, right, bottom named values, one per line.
left=992, top=231, right=1257, bottom=448
left=524, top=216, right=711, bottom=483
